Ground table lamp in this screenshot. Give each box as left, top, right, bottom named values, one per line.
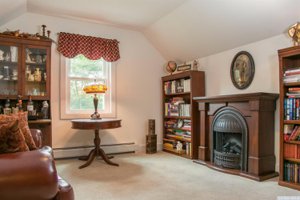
left=83, top=80, right=107, bottom=119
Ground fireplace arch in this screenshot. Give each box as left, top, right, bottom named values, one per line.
left=211, top=107, right=248, bottom=171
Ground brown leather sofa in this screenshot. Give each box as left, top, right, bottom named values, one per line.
left=0, top=129, right=74, bottom=200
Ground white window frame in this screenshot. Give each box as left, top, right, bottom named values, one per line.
left=60, top=55, right=116, bottom=119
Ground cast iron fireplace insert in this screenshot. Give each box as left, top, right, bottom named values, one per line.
left=211, top=107, right=248, bottom=171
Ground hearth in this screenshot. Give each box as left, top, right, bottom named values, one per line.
left=193, top=93, right=279, bottom=181
left=212, top=107, right=247, bottom=170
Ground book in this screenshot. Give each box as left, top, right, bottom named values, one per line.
left=289, top=126, right=300, bottom=141
left=288, top=87, right=300, bottom=92
left=284, top=124, right=294, bottom=141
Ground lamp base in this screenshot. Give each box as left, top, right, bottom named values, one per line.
left=91, top=112, right=101, bottom=120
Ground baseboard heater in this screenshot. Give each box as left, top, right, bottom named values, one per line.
left=53, top=142, right=135, bottom=159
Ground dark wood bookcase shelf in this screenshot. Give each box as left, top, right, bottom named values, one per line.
left=162, top=71, right=205, bottom=159
left=278, top=46, right=300, bottom=190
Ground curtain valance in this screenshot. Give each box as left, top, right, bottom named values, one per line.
left=57, top=32, right=120, bottom=62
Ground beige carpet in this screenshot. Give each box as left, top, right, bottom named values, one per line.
left=56, top=152, right=299, bottom=200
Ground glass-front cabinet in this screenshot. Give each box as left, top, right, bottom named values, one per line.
left=0, top=35, right=52, bottom=146
left=0, top=37, right=51, bottom=100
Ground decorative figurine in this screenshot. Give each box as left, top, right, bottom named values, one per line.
left=288, top=22, right=300, bottom=46
left=176, top=141, right=183, bottom=152
left=0, top=49, right=4, bottom=60
left=34, top=68, right=42, bottom=82
left=3, top=66, right=9, bottom=80
left=193, top=60, right=198, bottom=71
left=41, top=100, right=49, bottom=119
left=47, top=30, right=51, bottom=38
left=42, top=25, right=46, bottom=37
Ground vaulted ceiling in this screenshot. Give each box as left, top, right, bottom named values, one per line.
left=0, top=0, right=299, bottom=62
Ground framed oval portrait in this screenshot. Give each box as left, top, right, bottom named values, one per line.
left=230, top=51, right=255, bottom=89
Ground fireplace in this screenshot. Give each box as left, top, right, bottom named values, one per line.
left=212, top=107, right=247, bottom=171
left=193, top=93, right=278, bottom=181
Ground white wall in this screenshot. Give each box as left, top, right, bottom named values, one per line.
left=0, top=13, right=165, bottom=152
left=194, top=34, right=293, bottom=171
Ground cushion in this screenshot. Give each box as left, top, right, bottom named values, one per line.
left=0, top=112, right=37, bottom=150
left=0, top=119, right=29, bottom=153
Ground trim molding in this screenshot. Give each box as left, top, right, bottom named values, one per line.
left=53, top=142, right=163, bottom=159
left=53, top=142, right=135, bottom=159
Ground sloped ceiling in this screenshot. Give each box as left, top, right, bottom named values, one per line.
left=0, top=0, right=299, bottom=62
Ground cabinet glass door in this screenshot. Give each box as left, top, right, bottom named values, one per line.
left=24, top=47, right=48, bottom=97
left=0, top=44, right=19, bottom=96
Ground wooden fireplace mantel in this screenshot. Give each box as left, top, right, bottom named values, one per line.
left=193, top=92, right=279, bottom=181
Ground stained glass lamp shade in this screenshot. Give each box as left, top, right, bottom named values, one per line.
left=83, top=81, right=107, bottom=119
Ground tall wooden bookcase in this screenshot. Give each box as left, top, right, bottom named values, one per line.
left=162, top=71, right=205, bottom=159
left=278, top=46, right=300, bottom=190
left=0, top=35, right=52, bottom=146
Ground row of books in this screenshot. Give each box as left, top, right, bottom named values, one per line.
left=284, top=98, right=300, bottom=120
left=164, top=97, right=190, bottom=117
left=164, top=78, right=191, bottom=94
left=166, top=129, right=191, bottom=140
left=164, top=119, right=191, bottom=130
left=286, top=87, right=300, bottom=98
left=284, top=162, right=300, bottom=183
left=283, top=125, right=300, bottom=141
left=283, top=143, right=300, bottom=159
left=283, top=68, right=300, bottom=84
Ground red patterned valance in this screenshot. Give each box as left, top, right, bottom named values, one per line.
left=57, top=32, right=120, bottom=62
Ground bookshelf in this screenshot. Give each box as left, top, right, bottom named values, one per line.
left=278, top=46, right=300, bottom=190
left=162, top=71, right=205, bottom=159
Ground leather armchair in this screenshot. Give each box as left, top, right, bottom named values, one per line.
left=0, top=129, right=74, bottom=200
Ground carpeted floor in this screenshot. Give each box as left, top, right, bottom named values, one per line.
left=56, top=152, right=299, bottom=200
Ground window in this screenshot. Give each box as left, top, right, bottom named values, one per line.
left=60, top=55, right=116, bottom=119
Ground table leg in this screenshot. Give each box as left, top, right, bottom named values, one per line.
left=95, top=129, right=119, bottom=166
left=78, top=129, right=119, bottom=168
left=79, top=149, right=96, bottom=169
left=99, top=148, right=119, bottom=166
left=78, top=149, right=94, bottom=161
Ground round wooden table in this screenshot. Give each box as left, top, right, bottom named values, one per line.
left=71, top=119, right=121, bottom=169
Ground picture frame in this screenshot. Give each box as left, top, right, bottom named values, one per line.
left=177, top=64, right=191, bottom=72
left=230, top=51, right=255, bottom=89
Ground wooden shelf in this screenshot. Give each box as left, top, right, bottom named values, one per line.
left=28, top=119, right=51, bottom=124
left=279, top=180, right=300, bottom=191
left=163, top=147, right=191, bottom=159
left=284, top=140, right=300, bottom=145
left=284, top=158, right=300, bottom=163
left=165, top=135, right=191, bottom=143
left=278, top=46, right=300, bottom=190
left=162, top=71, right=205, bottom=159
left=284, top=82, right=300, bottom=87
left=164, top=92, right=190, bottom=96
left=165, top=127, right=191, bottom=131
left=284, top=120, right=300, bottom=124
left=164, top=116, right=191, bottom=119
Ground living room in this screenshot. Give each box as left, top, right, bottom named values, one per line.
left=0, top=0, right=300, bottom=199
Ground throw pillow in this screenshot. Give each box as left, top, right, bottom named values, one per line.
left=0, top=119, right=29, bottom=153
left=0, top=112, right=37, bottom=150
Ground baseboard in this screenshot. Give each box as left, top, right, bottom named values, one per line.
left=53, top=142, right=136, bottom=159
left=134, top=142, right=163, bottom=154
left=53, top=142, right=164, bottom=159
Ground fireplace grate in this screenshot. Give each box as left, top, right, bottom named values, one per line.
left=214, top=150, right=240, bottom=169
